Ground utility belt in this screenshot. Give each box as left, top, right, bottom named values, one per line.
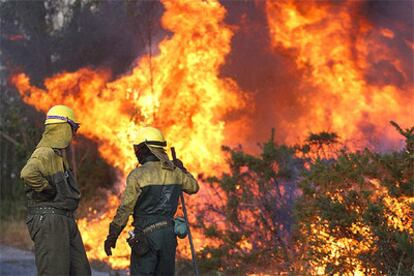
left=28, top=207, right=74, bottom=218
left=127, top=219, right=173, bottom=256
left=142, top=220, right=173, bottom=234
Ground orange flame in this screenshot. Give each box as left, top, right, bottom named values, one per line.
left=265, top=0, right=414, bottom=149
left=303, top=178, right=413, bottom=275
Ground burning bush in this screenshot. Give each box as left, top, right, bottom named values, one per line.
left=196, top=129, right=304, bottom=273
left=196, top=123, right=413, bottom=274
left=296, top=122, right=414, bottom=275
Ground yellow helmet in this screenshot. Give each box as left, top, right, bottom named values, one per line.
left=45, top=105, right=80, bottom=132
left=135, top=127, right=166, bottom=148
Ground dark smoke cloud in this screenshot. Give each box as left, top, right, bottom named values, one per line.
left=362, top=0, right=414, bottom=87
left=364, top=0, right=413, bottom=40
left=1, top=1, right=165, bottom=86
left=365, top=60, right=406, bottom=88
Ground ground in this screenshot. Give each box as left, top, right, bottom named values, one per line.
left=0, top=244, right=120, bottom=276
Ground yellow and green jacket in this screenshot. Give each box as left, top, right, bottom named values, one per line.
left=20, top=124, right=80, bottom=211
left=111, top=158, right=199, bottom=230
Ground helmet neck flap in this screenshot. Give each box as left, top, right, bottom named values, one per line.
left=134, top=143, right=159, bottom=165
left=37, top=123, right=73, bottom=149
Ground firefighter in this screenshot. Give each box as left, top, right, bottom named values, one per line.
left=20, top=105, right=91, bottom=276
left=104, top=127, right=199, bottom=276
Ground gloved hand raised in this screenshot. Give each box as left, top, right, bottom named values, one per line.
left=104, top=223, right=122, bottom=256
left=173, top=158, right=188, bottom=173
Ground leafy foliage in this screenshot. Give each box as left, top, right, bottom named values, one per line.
left=196, top=130, right=304, bottom=273
left=296, top=122, right=414, bottom=275
left=0, top=87, right=43, bottom=220
left=197, top=123, right=413, bottom=274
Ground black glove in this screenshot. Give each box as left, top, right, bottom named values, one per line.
left=104, top=236, right=116, bottom=256
left=104, top=223, right=122, bottom=256
left=33, top=184, right=57, bottom=201
left=173, top=158, right=188, bottom=173
left=42, top=184, right=57, bottom=198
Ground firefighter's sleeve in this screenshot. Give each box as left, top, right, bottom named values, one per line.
left=180, top=170, right=199, bottom=195
left=111, top=171, right=142, bottom=229
left=20, top=157, right=50, bottom=192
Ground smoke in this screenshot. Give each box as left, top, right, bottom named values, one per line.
left=1, top=1, right=166, bottom=85
left=363, top=0, right=414, bottom=88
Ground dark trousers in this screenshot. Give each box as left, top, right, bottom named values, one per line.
left=26, top=214, right=91, bottom=276
left=130, top=225, right=177, bottom=276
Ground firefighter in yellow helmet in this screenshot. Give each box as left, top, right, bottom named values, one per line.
left=20, top=105, right=91, bottom=275
left=104, top=127, right=199, bottom=275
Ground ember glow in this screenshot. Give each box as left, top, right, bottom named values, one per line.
left=10, top=0, right=413, bottom=272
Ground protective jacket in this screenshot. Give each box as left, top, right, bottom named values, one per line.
left=111, top=158, right=199, bottom=230
left=21, top=124, right=80, bottom=211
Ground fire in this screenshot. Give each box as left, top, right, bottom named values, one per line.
left=380, top=28, right=395, bottom=39
left=9, top=0, right=413, bottom=272
left=265, top=1, right=413, bottom=274
left=369, top=179, right=414, bottom=235
left=77, top=195, right=132, bottom=268
left=265, top=0, right=414, bottom=149
left=309, top=217, right=376, bottom=275
left=303, top=178, right=413, bottom=275
left=11, top=0, right=247, bottom=269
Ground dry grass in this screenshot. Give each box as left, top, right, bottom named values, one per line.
left=0, top=218, right=33, bottom=251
